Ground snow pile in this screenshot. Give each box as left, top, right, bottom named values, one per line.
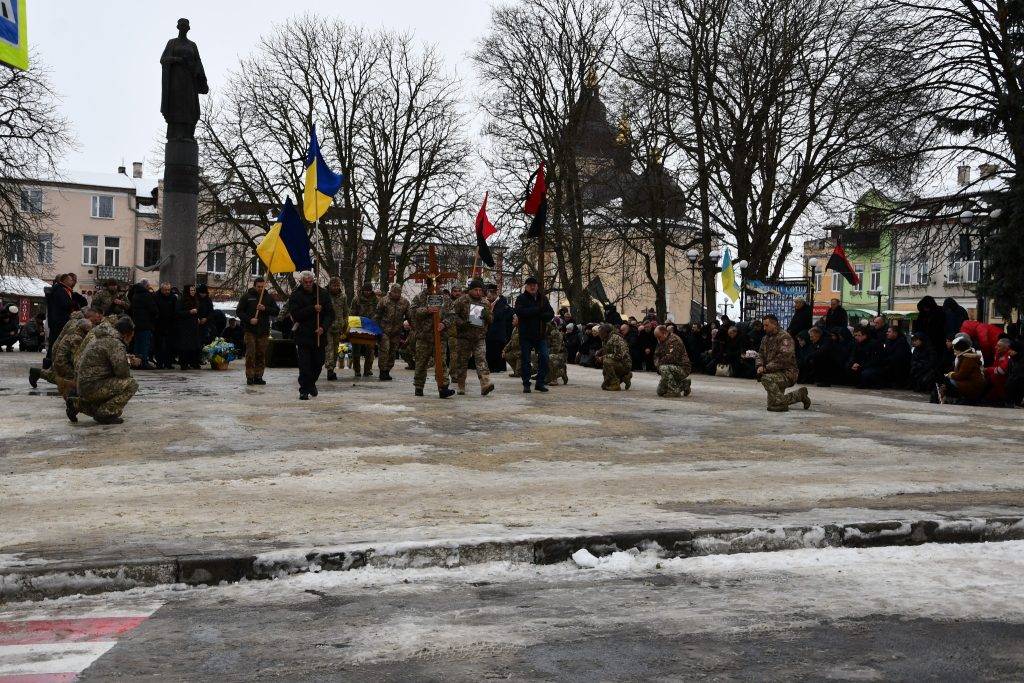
left=573, top=547, right=650, bottom=570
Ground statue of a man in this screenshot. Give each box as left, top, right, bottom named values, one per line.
left=160, top=18, right=208, bottom=141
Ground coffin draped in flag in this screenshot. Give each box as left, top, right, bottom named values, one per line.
left=524, top=162, right=547, bottom=239
left=303, top=124, right=344, bottom=223
left=825, top=241, right=860, bottom=286
left=475, top=192, right=497, bottom=268
left=256, top=197, right=313, bottom=274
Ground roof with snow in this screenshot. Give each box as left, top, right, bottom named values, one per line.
left=0, top=275, right=50, bottom=298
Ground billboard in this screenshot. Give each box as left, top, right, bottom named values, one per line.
left=0, top=0, right=28, bottom=71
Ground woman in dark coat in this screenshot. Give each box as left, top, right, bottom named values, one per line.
left=174, top=284, right=208, bottom=369
left=914, top=296, right=946, bottom=369
left=942, top=297, right=969, bottom=338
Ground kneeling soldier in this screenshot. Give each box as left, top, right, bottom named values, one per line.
left=755, top=314, right=810, bottom=412
left=67, top=316, right=140, bottom=424
left=597, top=323, right=633, bottom=391
left=653, top=325, right=691, bottom=397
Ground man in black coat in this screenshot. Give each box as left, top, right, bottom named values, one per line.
left=787, top=297, right=813, bottom=339
left=128, top=280, right=159, bottom=369
left=287, top=271, right=335, bottom=400
left=846, top=327, right=884, bottom=388
left=485, top=283, right=513, bottom=372
left=513, top=276, right=554, bottom=393
left=822, top=298, right=849, bottom=330
left=44, top=274, right=79, bottom=365
left=153, top=282, right=178, bottom=369
left=801, top=326, right=842, bottom=386
left=881, top=326, right=912, bottom=388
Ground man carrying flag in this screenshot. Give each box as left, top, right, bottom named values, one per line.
left=475, top=192, right=497, bottom=269
left=303, top=124, right=344, bottom=223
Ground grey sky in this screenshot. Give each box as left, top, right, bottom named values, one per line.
left=31, top=0, right=492, bottom=175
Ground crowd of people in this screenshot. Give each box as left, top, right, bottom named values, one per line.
left=16, top=269, right=1024, bottom=425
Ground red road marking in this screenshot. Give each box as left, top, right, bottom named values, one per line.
left=0, top=617, right=148, bottom=646
left=0, top=674, right=77, bottom=682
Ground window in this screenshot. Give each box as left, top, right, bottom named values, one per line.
left=207, top=249, right=226, bottom=275
left=91, top=195, right=114, bottom=219
left=917, top=259, right=930, bottom=285
left=36, top=233, right=53, bottom=264
left=831, top=272, right=842, bottom=293
left=103, top=236, right=120, bottom=267
left=814, top=272, right=823, bottom=292
left=250, top=256, right=266, bottom=277
left=965, top=260, right=981, bottom=284
left=143, top=239, right=161, bottom=268
left=946, top=255, right=962, bottom=284
left=10, top=236, right=24, bottom=263
left=20, top=188, right=42, bottom=214
left=898, top=262, right=913, bottom=287
left=853, top=265, right=864, bottom=292
left=870, top=263, right=882, bottom=292
left=82, top=235, right=99, bottom=265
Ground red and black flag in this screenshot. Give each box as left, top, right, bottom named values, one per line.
left=475, top=192, right=497, bottom=269
left=826, top=241, right=860, bottom=286
left=524, top=162, right=547, bottom=238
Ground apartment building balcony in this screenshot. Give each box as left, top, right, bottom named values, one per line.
left=94, top=265, right=133, bottom=284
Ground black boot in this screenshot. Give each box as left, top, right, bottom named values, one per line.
left=94, top=415, right=124, bottom=425
left=415, top=387, right=424, bottom=397
left=246, top=377, right=254, bottom=386
left=327, top=370, right=337, bottom=381
left=29, top=367, right=40, bottom=389
left=254, top=377, right=266, bottom=385
left=439, top=385, right=455, bottom=399
left=64, top=396, right=78, bottom=423
left=380, top=371, right=392, bottom=381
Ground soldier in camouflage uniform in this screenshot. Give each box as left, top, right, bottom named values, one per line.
left=349, top=284, right=380, bottom=377
left=51, top=319, right=92, bottom=397
left=451, top=278, right=495, bottom=395
left=503, top=321, right=521, bottom=377
left=653, top=325, right=692, bottom=397
left=67, top=317, right=139, bottom=424
left=90, top=280, right=128, bottom=316
left=74, top=313, right=122, bottom=367
left=755, top=314, right=810, bottom=412
left=546, top=321, right=569, bottom=385
left=30, top=309, right=96, bottom=389
left=596, top=323, right=633, bottom=391
left=376, top=284, right=410, bottom=381
left=324, top=278, right=350, bottom=381
left=410, top=288, right=455, bottom=399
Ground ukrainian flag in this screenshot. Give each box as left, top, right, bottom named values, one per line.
left=303, top=124, right=343, bottom=223
left=721, top=248, right=740, bottom=302
left=256, top=197, right=313, bottom=274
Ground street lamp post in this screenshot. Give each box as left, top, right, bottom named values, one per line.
left=869, top=289, right=883, bottom=316
left=735, top=259, right=748, bottom=320
left=808, top=257, right=819, bottom=314
left=702, top=249, right=721, bottom=326
left=686, top=248, right=699, bottom=324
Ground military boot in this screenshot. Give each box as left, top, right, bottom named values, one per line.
left=327, top=370, right=338, bottom=381
left=624, top=372, right=632, bottom=390
left=415, top=387, right=424, bottom=397
left=682, top=378, right=692, bottom=397
left=439, top=385, right=455, bottom=399
left=767, top=404, right=789, bottom=412
left=604, top=382, right=621, bottom=391
left=29, top=367, right=41, bottom=389
left=457, top=382, right=466, bottom=395
left=798, top=386, right=811, bottom=410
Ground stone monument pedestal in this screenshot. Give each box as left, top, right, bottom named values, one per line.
left=159, top=137, right=200, bottom=289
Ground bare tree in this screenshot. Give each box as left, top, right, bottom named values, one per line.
left=0, top=59, right=74, bottom=277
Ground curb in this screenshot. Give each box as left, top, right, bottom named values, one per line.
left=3, top=516, right=1022, bottom=603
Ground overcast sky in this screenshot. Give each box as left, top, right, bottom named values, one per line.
left=31, top=0, right=492, bottom=175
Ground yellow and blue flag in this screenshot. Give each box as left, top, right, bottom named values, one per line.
left=256, top=197, right=313, bottom=274
left=303, top=124, right=343, bottom=223
left=721, top=248, right=740, bottom=302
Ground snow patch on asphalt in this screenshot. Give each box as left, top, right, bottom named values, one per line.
left=352, top=403, right=415, bottom=414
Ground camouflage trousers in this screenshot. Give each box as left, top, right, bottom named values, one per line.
left=39, top=367, right=57, bottom=386
left=324, top=329, right=345, bottom=371
left=244, top=332, right=269, bottom=380
left=77, top=377, right=139, bottom=419
left=548, top=353, right=568, bottom=385
left=352, top=342, right=374, bottom=375
left=602, top=360, right=632, bottom=390
left=451, top=337, right=491, bottom=390
left=413, top=339, right=447, bottom=390
left=657, top=365, right=691, bottom=397
left=760, top=372, right=801, bottom=411
left=377, top=332, right=397, bottom=374
left=403, top=337, right=416, bottom=368
left=508, top=350, right=537, bottom=378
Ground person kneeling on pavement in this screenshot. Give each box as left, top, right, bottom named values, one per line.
left=653, top=324, right=691, bottom=397
left=755, top=314, right=810, bottom=413
left=66, top=316, right=140, bottom=425
left=596, top=323, right=632, bottom=391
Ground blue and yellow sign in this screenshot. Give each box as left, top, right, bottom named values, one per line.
left=0, top=0, right=28, bottom=71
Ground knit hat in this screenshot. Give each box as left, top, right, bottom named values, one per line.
left=468, top=278, right=485, bottom=290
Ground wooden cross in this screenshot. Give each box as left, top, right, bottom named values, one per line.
left=410, top=244, right=458, bottom=388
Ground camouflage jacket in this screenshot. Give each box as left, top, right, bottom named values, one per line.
left=350, top=293, right=380, bottom=319
left=546, top=322, right=565, bottom=355
left=91, top=289, right=127, bottom=316
left=451, top=294, right=492, bottom=341
left=377, top=296, right=411, bottom=335
left=74, top=315, right=120, bottom=365
left=328, top=290, right=350, bottom=335
left=53, top=324, right=90, bottom=379
left=75, top=324, right=132, bottom=386
left=757, top=330, right=799, bottom=385
left=655, top=332, right=691, bottom=372
left=410, top=291, right=453, bottom=343
left=601, top=332, right=632, bottom=366
left=52, top=311, right=85, bottom=351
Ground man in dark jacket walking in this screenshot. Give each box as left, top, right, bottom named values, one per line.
left=236, top=276, right=281, bottom=386
left=128, top=280, right=159, bottom=369
left=485, top=283, right=513, bottom=372
left=787, top=297, right=813, bottom=339
left=153, top=282, right=177, bottom=369
left=287, top=271, right=335, bottom=400
left=513, top=276, right=554, bottom=393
